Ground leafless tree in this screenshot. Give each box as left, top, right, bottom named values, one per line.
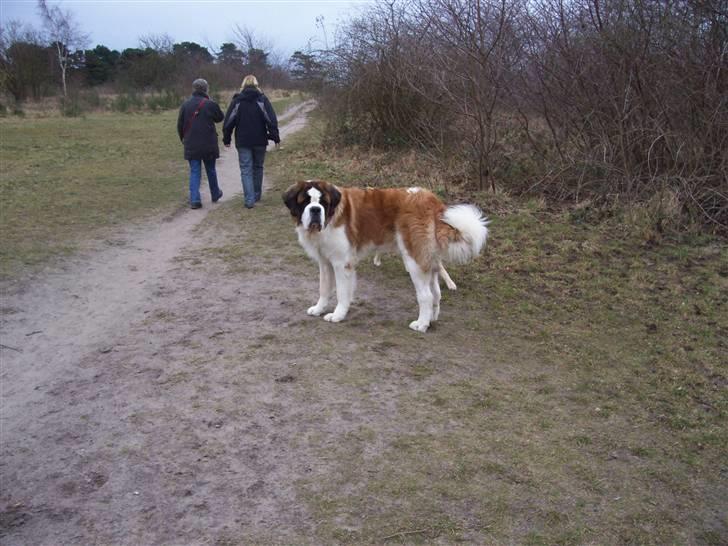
left=37, top=0, right=88, bottom=97
left=229, top=24, right=287, bottom=84
left=139, top=33, right=174, bottom=54
left=230, top=24, right=273, bottom=58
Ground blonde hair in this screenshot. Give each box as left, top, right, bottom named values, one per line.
left=240, top=75, right=260, bottom=91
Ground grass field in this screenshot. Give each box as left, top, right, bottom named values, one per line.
left=258, top=112, right=728, bottom=544
left=1, top=101, right=725, bottom=543
left=0, top=96, right=300, bottom=280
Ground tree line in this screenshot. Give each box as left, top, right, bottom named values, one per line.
left=0, top=28, right=320, bottom=103
left=1, top=0, right=725, bottom=233
left=0, top=3, right=322, bottom=104
left=313, top=0, right=727, bottom=234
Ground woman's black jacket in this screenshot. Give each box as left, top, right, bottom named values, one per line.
left=222, top=88, right=280, bottom=148
left=177, top=92, right=224, bottom=161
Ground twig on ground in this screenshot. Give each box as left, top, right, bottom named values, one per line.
left=25, top=330, right=43, bottom=336
left=382, top=529, right=429, bottom=541
left=1, top=344, right=22, bottom=352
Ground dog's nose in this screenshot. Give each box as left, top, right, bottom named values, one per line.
left=310, top=206, right=322, bottom=216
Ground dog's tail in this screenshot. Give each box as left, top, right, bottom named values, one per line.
left=439, top=204, right=489, bottom=264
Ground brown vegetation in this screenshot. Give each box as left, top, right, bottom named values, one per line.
left=317, top=0, right=728, bottom=235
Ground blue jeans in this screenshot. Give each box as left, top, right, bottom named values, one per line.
left=189, top=158, right=222, bottom=205
left=237, top=147, right=266, bottom=207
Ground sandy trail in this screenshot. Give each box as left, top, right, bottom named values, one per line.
left=0, top=100, right=314, bottom=405
left=0, top=101, right=319, bottom=544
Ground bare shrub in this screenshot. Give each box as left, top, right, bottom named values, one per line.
left=320, top=0, right=728, bottom=234
left=517, top=0, right=728, bottom=231
left=320, top=1, right=438, bottom=148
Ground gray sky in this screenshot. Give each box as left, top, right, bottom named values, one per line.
left=0, top=0, right=369, bottom=59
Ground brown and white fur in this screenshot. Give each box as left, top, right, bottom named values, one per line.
left=283, top=180, right=489, bottom=332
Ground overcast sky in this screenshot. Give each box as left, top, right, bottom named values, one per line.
left=1, top=0, right=369, bottom=59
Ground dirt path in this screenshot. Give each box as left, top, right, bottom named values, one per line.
left=1, top=102, right=328, bottom=545
left=0, top=101, right=315, bottom=409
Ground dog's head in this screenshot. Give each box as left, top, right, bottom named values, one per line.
left=282, top=180, right=341, bottom=232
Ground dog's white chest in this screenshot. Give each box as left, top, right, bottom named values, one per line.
left=296, top=225, right=351, bottom=262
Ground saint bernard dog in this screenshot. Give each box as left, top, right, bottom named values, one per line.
left=283, top=180, right=489, bottom=332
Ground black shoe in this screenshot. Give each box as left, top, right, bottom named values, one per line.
left=191, top=202, right=202, bottom=209
left=212, top=190, right=223, bottom=203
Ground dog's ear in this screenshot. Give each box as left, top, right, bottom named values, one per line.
left=282, top=182, right=305, bottom=218
left=325, top=184, right=341, bottom=220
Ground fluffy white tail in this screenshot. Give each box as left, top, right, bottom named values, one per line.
left=441, top=204, right=489, bottom=264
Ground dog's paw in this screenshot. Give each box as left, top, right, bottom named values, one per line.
left=432, top=306, right=440, bottom=321
left=307, top=305, right=326, bottom=316
left=409, top=320, right=430, bottom=333
left=373, top=254, right=382, bottom=266
left=324, top=312, right=345, bottom=323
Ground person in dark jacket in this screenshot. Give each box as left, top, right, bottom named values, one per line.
left=177, top=78, right=225, bottom=209
left=222, top=75, right=280, bottom=208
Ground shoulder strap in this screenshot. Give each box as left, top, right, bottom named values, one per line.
left=223, top=101, right=239, bottom=131
left=256, top=100, right=272, bottom=126
left=183, top=97, right=207, bottom=138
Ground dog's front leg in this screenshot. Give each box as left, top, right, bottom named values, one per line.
left=324, top=262, right=356, bottom=323
left=308, top=259, right=335, bottom=316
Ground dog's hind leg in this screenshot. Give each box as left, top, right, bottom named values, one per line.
left=308, top=259, right=335, bottom=316
left=430, top=269, right=442, bottom=321
left=439, top=262, right=457, bottom=290
left=406, top=263, right=434, bottom=332
left=397, top=248, right=434, bottom=333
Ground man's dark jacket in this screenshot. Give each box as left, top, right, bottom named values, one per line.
left=177, top=92, right=224, bottom=160
left=222, top=88, right=280, bottom=148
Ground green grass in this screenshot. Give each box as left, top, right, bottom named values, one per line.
left=251, top=110, right=728, bottom=544
left=0, top=96, right=302, bottom=280
left=0, top=111, right=187, bottom=278
left=5, top=102, right=724, bottom=543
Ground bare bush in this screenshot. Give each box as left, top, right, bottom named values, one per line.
left=321, top=0, right=728, bottom=234
left=518, top=0, right=728, bottom=231
left=0, top=20, right=55, bottom=101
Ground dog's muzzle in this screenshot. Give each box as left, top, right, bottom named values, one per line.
left=308, top=206, right=323, bottom=231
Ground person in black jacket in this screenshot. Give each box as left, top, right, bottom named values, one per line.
left=222, top=75, right=280, bottom=208
left=177, top=78, right=225, bottom=209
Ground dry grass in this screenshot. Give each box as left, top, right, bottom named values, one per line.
left=212, top=110, right=728, bottom=545
left=0, top=95, right=304, bottom=280
left=6, top=104, right=723, bottom=543
left=0, top=111, right=187, bottom=279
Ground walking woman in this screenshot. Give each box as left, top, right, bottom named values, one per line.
left=222, top=75, right=280, bottom=208
left=177, top=78, right=225, bottom=209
